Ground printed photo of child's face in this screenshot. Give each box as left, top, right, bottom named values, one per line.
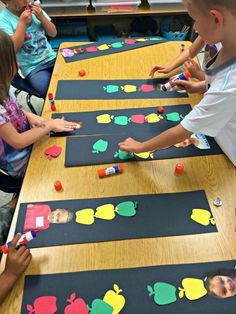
left=48, top=208, right=71, bottom=224
left=209, top=275, right=236, bottom=298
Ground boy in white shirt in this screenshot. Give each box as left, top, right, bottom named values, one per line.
left=119, top=0, right=236, bottom=167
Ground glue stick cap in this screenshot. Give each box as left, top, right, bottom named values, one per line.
left=1, top=244, right=9, bottom=254
left=48, top=92, right=53, bottom=99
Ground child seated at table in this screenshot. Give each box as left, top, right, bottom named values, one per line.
left=0, top=0, right=57, bottom=98
left=119, top=0, right=236, bottom=167
left=0, top=233, right=32, bottom=305
left=0, top=30, right=77, bottom=179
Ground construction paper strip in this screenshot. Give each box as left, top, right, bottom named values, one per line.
left=21, top=260, right=236, bottom=314
left=55, top=79, right=188, bottom=100
left=16, top=191, right=217, bottom=249
left=60, top=37, right=167, bottom=63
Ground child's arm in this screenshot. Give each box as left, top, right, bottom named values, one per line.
left=119, top=124, right=192, bottom=154
left=12, top=10, right=32, bottom=52
left=0, top=234, right=32, bottom=305
left=22, top=110, right=46, bottom=128
left=31, top=4, right=57, bottom=37
left=0, top=118, right=77, bottom=150
left=149, top=36, right=205, bottom=77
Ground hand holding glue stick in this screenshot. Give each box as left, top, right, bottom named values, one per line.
left=1, top=230, right=36, bottom=254
left=0, top=234, right=32, bottom=305
left=161, top=70, right=191, bottom=91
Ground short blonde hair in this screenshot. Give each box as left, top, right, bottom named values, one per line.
left=185, top=0, right=236, bottom=17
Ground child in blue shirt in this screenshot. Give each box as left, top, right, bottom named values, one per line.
left=0, top=0, right=57, bottom=98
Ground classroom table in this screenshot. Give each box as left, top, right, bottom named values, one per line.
left=1, top=41, right=236, bottom=313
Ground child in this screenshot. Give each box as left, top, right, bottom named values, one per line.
left=149, top=35, right=221, bottom=81
left=119, top=0, right=236, bottom=167
left=0, top=30, right=77, bottom=179
left=204, top=268, right=236, bottom=298
left=0, top=233, right=32, bottom=305
left=0, top=0, right=57, bottom=98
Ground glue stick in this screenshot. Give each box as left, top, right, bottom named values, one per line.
left=98, top=165, right=124, bottom=178
left=48, top=93, right=56, bottom=111
left=161, top=70, right=191, bottom=92
left=1, top=230, right=36, bottom=254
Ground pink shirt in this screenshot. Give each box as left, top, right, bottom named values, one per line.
left=24, top=204, right=51, bottom=232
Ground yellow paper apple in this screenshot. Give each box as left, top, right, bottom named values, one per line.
left=121, top=85, right=137, bottom=93
left=75, top=208, right=95, bottom=225
left=97, top=44, right=110, bottom=50
left=191, top=209, right=215, bottom=226
left=178, top=278, right=207, bottom=301
left=103, top=284, right=125, bottom=314
left=145, top=113, right=163, bottom=123
left=96, top=114, right=113, bottom=124
left=134, top=152, right=154, bottom=159
left=94, top=204, right=116, bottom=220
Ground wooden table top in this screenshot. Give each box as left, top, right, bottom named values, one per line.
left=1, top=41, right=235, bottom=313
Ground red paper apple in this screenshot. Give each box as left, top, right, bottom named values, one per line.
left=64, top=292, right=88, bottom=314
left=27, top=296, right=57, bottom=314
left=139, top=84, right=155, bottom=92
left=45, top=145, right=62, bottom=160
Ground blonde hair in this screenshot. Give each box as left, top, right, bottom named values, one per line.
left=0, top=30, right=18, bottom=105
left=185, top=0, right=236, bottom=17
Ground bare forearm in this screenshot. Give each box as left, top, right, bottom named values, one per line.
left=39, top=16, right=57, bottom=37
left=142, top=125, right=192, bottom=152
left=0, top=272, right=18, bottom=305
left=166, top=49, right=191, bottom=72
left=12, top=22, right=27, bottom=52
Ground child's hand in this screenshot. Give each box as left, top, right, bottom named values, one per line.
left=29, top=116, right=46, bottom=128
left=183, top=59, right=205, bottom=80
left=49, top=117, right=77, bottom=133
left=175, top=79, right=205, bottom=94
left=119, top=137, right=144, bottom=153
left=31, top=3, right=43, bottom=20
left=149, top=65, right=171, bottom=77
left=19, top=9, right=32, bottom=26
left=4, top=234, right=32, bottom=280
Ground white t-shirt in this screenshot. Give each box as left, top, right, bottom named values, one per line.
left=181, top=54, right=236, bottom=166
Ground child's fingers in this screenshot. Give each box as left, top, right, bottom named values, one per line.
left=16, top=245, right=28, bottom=256
left=9, top=234, right=21, bottom=253
left=20, top=248, right=31, bottom=261
left=23, top=254, right=32, bottom=267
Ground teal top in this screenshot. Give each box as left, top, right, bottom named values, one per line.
left=0, top=8, right=56, bottom=77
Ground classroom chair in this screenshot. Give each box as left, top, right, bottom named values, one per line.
left=0, top=170, right=22, bottom=194
left=11, top=72, right=41, bottom=115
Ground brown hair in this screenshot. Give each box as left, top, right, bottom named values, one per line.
left=184, top=0, right=236, bottom=17
left=0, top=30, right=18, bottom=105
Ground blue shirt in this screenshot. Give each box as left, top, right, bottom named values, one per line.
left=0, top=8, right=56, bottom=77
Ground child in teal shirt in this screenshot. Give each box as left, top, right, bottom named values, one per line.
left=0, top=0, right=57, bottom=98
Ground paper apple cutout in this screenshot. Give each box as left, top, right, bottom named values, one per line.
left=130, top=114, right=146, bottom=124
left=139, top=84, right=154, bottom=92
left=64, top=292, right=88, bottom=314
left=121, top=85, right=137, bottom=93
left=94, top=204, right=116, bottom=220
left=134, top=152, right=154, bottom=159
left=103, top=85, right=119, bottom=93
left=113, top=116, right=130, bottom=126
left=191, top=209, right=215, bottom=226
left=116, top=201, right=137, bottom=217
left=45, top=145, right=62, bottom=160
left=75, top=209, right=95, bottom=225
left=147, top=282, right=177, bottom=305
left=114, top=149, right=134, bottom=160
left=166, top=112, right=183, bottom=122
left=178, top=278, right=207, bottom=301
left=92, top=140, right=108, bottom=154
left=103, top=284, right=125, bottom=314
left=96, top=114, right=113, bottom=124
left=88, top=299, right=113, bottom=314
left=27, top=296, right=57, bottom=314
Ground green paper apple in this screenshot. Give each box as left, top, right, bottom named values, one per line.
left=88, top=299, right=113, bottom=314
left=92, top=139, right=108, bottom=154
left=114, top=149, right=134, bottom=160
left=114, top=116, right=130, bottom=125
left=111, top=42, right=124, bottom=48
left=166, top=112, right=183, bottom=122
left=103, top=85, right=119, bottom=93
left=116, top=201, right=137, bottom=217
left=147, top=282, right=177, bottom=305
